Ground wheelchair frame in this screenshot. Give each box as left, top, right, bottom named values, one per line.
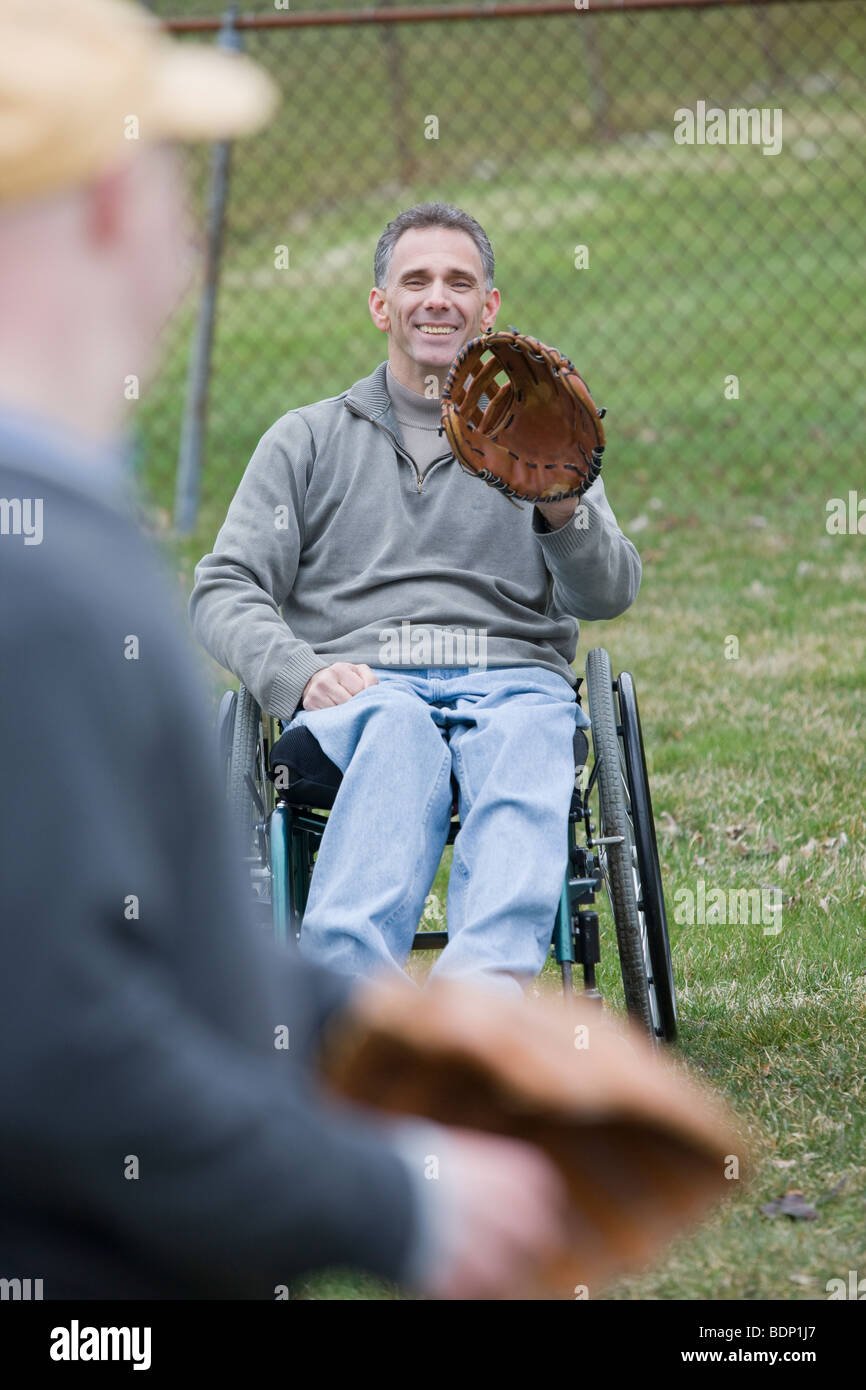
left=219, top=647, right=677, bottom=1043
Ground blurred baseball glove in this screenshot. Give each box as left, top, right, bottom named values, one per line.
left=440, top=327, right=606, bottom=504
left=318, top=979, right=743, bottom=1298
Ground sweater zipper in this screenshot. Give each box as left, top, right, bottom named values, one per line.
left=345, top=399, right=441, bottom=494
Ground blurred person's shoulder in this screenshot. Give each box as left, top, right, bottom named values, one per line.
left=0, top=414, right=196, bottom=706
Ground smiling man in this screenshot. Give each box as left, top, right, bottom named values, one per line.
left=190, top=202, right=641, bottom=993
left=371, top=219, right=496, bottom=390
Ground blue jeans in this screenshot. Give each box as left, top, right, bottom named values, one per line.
left=285, top=666, right=591, bottom=995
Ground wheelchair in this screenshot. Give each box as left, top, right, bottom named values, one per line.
left=218, top=648, right=677, bottom=1044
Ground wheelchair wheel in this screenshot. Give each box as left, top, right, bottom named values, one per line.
left=217, top=689, right=237, bottom=780
left=227, top=684, right=260, bottom=846
left=585, top=647, right=676, bottom=1042
left=224, top=685, right=284, bottom=930
left=226, top=684, right=278, bottom=857
left=617, top=671, right=678, bottom=1041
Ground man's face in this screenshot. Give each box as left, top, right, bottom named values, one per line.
left=369, top=226, right=500, bottom=388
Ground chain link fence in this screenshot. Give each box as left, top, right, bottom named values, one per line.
left=136, top=0, right=866, bottom=550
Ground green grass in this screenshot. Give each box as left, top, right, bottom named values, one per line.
left=136, top=14, right=866, bottom=1298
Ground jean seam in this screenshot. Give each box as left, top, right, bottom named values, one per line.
left=446, top=836, right=470, bottom=942
left=449, top=735, right=474, bottom=811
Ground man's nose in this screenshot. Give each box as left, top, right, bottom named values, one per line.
left=423, top=281, right=451, bottom=308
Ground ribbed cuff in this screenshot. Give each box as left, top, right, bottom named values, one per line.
left=533, top=496, right=599, bottom=558
left=268, top=650, right=331, bottom=721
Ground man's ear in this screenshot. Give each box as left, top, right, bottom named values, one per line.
left=85, top=161, right=133, bottom=248
left=480, top=287, right=501, bottom=333
left=368, top=285, right=390, bottom=333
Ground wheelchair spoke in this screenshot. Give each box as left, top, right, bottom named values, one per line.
left=244, top=771, right=266, bottom=819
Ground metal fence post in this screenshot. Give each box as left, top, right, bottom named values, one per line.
left=173, top=5, right=240, bottom=535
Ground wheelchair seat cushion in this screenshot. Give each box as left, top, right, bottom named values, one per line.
left=572, top=726, right=588, bottom=774
left=269, top=724, right=343, bottom=807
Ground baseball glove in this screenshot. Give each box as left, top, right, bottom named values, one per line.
left=318, top=980, right=743, bottom=1298
left=440, top=327, right=606, bottom=504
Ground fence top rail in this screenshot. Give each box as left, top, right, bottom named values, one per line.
left=162, top=0, right=845, bottom=35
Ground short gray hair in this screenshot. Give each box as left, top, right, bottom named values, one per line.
left=374, top=202, right=495, bottom=292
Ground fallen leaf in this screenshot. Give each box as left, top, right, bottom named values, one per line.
left=776, top=853, right=792, bottom=877
left=800, top=838, right=818, bottom=858
left=771, top=1158, right=798, bottom=1169
left=760, top=1190, right=818, bottom=1221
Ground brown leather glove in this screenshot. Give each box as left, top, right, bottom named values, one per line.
left=318, top=978, right=744, bottom=1297
left=440, top=327, right=606, bottom=504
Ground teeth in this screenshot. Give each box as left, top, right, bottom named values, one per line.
left=419, top=325, right=456, bottom=334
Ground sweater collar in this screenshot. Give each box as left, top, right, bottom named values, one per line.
left=344, top=360, right=395, bottom=426
left=344, top=359, right=450, bottom=456
left=344, top=359, right=462, bottom=456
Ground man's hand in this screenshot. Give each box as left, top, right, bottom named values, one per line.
left=302, top=662, right=379, bottom=710
left=420, top=1129, right=571, bottom=1300
left=535, top=498, right=578, bottom=531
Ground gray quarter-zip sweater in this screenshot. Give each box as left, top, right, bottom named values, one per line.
left=190, top=360, right=641, bottom=719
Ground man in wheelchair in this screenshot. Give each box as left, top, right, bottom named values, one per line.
left=191, top=203, right=641, bottom=996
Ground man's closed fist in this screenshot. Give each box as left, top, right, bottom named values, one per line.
left=302, top=662, right=379, bottom=710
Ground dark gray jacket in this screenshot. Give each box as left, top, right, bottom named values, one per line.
left=0, top=413, right=423, bottom=1298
